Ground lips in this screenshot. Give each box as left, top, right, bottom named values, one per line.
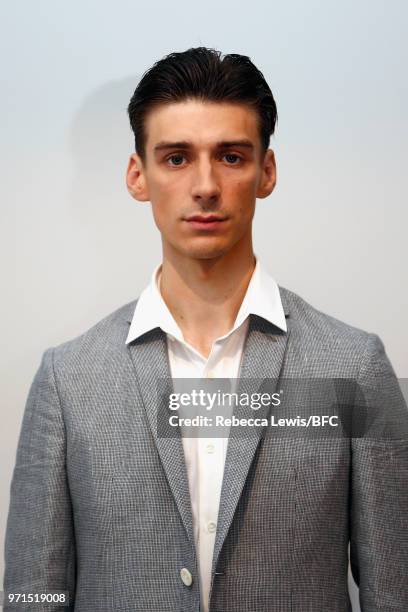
left=184, top=214, right=227, bottom=231
left=186, top=215, right=226, bottom=223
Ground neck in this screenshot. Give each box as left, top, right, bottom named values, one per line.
left=159, top=243, right=255, bottom=358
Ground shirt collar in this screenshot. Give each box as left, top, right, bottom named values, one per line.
left=125, top=258, right=287, bottom=345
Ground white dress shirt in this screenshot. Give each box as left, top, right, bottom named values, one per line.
left=126, top=259, right=286, bottom=612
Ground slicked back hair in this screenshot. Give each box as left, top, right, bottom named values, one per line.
left=127, top=47, right=277, bottom=161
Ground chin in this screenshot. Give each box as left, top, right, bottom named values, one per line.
left=180, top=243, right=230, bottom=260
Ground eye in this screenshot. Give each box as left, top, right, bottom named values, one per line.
left=166, top=154, right=186, bottom=166
left=223, top=153, right=242, bottom=164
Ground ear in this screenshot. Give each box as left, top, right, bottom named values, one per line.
left=256, top=149, right=277, bottom=199
left=126, top=153, right=150, bottom=202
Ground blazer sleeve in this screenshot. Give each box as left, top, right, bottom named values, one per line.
left=350, top=333, right=408, bottom=611
left=3, top=348, right=76, bottom=611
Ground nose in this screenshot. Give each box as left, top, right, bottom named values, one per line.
left=191, top=159, right=221, bottom=206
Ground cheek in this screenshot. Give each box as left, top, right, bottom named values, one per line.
left=150, top=202, right=172, bottom=233
left=224, top=179, right=258, bottom=215
left=147, top=177, right=183, bottom=227
left=150, top=169, right=190, bottom=197
left=225, top=169, right=258, bottom=197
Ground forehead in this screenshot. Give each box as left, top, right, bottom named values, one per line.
left=144, top=99, right=261, bottom=150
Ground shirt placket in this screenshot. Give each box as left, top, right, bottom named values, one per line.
left=197, top=343, right=228, bottom=610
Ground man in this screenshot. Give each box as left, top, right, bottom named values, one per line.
left=4, top=47, right=407, bottom=611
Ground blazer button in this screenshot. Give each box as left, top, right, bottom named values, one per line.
left=180, top=567, right=193, bottom=587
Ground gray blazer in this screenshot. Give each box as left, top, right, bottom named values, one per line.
left=4, top=287, right=408, bottom=611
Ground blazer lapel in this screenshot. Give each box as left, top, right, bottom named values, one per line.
left=212, top=313, right=291, bottom=575
left=126, top=329, right=195, bottom=548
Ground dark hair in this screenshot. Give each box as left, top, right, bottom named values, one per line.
left=127, top=47, right=277, bottom=160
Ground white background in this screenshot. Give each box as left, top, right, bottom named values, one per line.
left=2, top=1, right=407, bottom=608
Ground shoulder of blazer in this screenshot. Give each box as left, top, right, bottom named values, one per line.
left=278, top=285, right=380, bottom=374
left=48, top=298, right=139, bottom=379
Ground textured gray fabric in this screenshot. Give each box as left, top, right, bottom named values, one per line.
left=4, top=286, right=408, bottom=611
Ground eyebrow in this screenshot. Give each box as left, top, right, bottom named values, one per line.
left=153, top=139, right=255, bottom=152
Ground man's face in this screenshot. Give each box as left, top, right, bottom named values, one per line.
left=126, top=99, right=276, bottom=261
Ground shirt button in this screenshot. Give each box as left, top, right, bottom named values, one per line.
left=206, top=443, right=215, bottom=454
left=207, top=521, right=217, bottom=533
left=180, top=567, right=193, bottom=587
